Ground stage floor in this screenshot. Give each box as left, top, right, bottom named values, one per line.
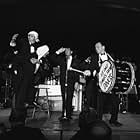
left=1, top=108, right=140, bottom=140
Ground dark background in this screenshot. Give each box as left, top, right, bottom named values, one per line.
left=0, top=0, right=140, bottom=64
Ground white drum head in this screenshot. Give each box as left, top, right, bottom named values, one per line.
left=98, top=60, right=116, bottom=93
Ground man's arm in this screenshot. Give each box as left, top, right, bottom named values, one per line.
left=10, top=33, right=19, bottom=47
left=49, top=47, right=66, bottom=65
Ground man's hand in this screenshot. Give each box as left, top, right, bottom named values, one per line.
left=56, top=47, right=66, bottom=55
left=43, top=51, right=49, bottom=57
left=30, top=58, right=40, bottom=64
left=93, top=70, right=97, bottom=77
left=83, top=70, right=91, bottom=76
left=12, top=33, right=19, bottom=40
left=10, top=33, right=19, bottom=47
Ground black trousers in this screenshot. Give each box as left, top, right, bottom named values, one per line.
left=85, top=78, right=120, bottom=122
left=61, top=79, right=75, bottom=118
left=97, top=92, right=120, bottom=122
left=9, top=63, right=35, bottom=124
left=85, top=79, right=98, bottom=109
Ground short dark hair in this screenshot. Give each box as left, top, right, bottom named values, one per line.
left=1, top=126, right=47, bottom=140
left=78, top=106, right=97, bottom=129
left=71, top=119, right=112, bottom=140
left=87, top=120, right=112, bottom=140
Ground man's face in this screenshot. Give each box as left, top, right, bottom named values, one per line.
left=28, top=34, right=36, bottom=44
left=95, top=42, right=105, bottom=54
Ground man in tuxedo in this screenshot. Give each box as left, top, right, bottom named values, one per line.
left=9, top=31, right=49, bottom=127
left=50, top=47, right=90, bottom=121
left=85, top=42, right=122, bottom=127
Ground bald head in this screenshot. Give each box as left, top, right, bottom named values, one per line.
left=88, top=120, right=112, bottom=140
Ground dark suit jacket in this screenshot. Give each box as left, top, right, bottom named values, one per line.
left=88, top=52, right=114, bottom=79
left=89, top=53, right=100, bottom=72
left=50, top=52, right=90, bottom=92
left=12, top=38, right=38, bottom=65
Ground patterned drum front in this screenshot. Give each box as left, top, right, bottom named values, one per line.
left=98, top=60, right=135, bottom=94
left=98, top=60, right=116, bottom=93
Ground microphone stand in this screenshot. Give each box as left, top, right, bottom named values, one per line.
left=63, top=64, right=68, bottom=119
left=63, top=55, right=71, bottom=119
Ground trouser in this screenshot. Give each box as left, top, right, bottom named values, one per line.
left=85, top=79, right=98, bottom=109
left=97, top=92, right=120, bottom=121
left=9, top=63, right=35, bottom=124
left=61, top=80, right=75, bottom=118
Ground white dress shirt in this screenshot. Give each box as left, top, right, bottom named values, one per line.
left=98, top=52, right=108, bottom=67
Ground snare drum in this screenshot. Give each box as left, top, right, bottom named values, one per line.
left=98, top=60, right=135, bottom=94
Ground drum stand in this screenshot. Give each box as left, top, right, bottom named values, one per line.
left=80, top=76, right=88, bottom=111
left=63, top=69, right=68, bottom=119
left=3, top=78, right=11, bottom=108
left=119, top=83, right=138, bottom=114
left=119, top=92, right=128, bottom=113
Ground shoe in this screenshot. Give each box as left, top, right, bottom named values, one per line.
left=0, top=123, right=7, bottom=133
left=25, top=103, right=34, bottom=108
left=25, top=102, right=40, bottom=108
left=58, top=116, right=64, bottom=121
left=33, top=101, right=41, bottom=107
left=67, top=116, right=73, bottom=120
left=11, top=121, right=25, bottom=129
left=109, top=120, right=123, bottom=127
left=59, top=116, right=70, bottom=122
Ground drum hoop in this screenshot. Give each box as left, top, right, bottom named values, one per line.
left=99, top=60, right=116, bottom=93
left=121, top=61, right=135, bottom=94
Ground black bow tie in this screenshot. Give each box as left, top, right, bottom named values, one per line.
left=101, top=53, right=105, bottom=55
left=66, top=55, right=72, bottom=59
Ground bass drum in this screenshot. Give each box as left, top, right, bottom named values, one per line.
left=98, top=60, right=116, bottom=93
left=98, top=60, right=135, bottom=94
left=112, top=60, right=135, bottom=94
